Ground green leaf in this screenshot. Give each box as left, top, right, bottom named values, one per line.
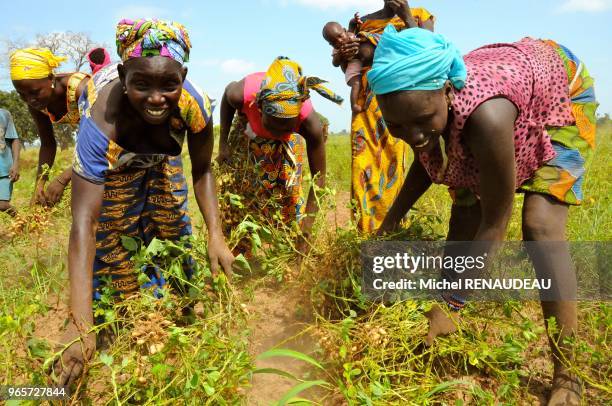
left=207, top=370, right=221, bottom=383
left=138, top=271, right=151, bottom=285
left=274, top=380, right=329, bottom=406
left=286, top=398, right=315, bottom=405
left=100, top=352, right=113, bottom=367
left=251, top=232, right=262, bottom=249
left=257, top=349, right=324, bottom=370
left=27, top=338, right=51, bottom=359
left=233, top=254, right=252, bottom=273
left=151, top=363, right=172, bottom=380
left=189, top=373, right=200, bottom=389
left=424, top=380, right=469, bottom=397
left=121, top=236, right=139, bottom=252
left=253, top=367, right=298, bottom=381
left=146, top=238, right=166, bottom=256
left=203, top=383, right=215, bottom=396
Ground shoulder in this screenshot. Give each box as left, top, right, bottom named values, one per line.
left=464, top=97, right=518, bottom=141
left=224, top=79, right=245, bottom=106
left=178, top=80, right=213, bottom=133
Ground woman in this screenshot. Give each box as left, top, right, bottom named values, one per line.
left=87, top=47, right=111, bottom=74
left=10, top=48, right=90, bottom=206
left=341, top=0, right=434, bottom=233
left=217, top=57, right=343, bottom=247
left=55, top=18, right=235, bottom=386
left=369, top=26, right=597, bottom=405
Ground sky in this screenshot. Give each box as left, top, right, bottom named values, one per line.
left=1, top=0, right=611, bottom=132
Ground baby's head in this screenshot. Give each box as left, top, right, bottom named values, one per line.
left=323, top=21, right=349, bottom=48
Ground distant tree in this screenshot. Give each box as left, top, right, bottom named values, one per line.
left=0, top=90, right=37, bottom=144
left=2, top=31, right=107, bottom=77
left=33, top=31, right=99, bottom=71
left=597, top=113, right=611, bottom=126
left=53, top=124, right=77, bottom=150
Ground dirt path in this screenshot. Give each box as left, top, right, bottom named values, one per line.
left=244, top=192, right=351, bottom=405
left=244, top=283, right=327, bottom=405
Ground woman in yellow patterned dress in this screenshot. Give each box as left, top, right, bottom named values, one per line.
left=341, top=1, right=434, bottom=232
left=10, top=48, right=90, bottom=206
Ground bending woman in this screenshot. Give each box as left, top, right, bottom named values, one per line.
left=10, top=48, right=90, bottom=206
left=217, top=57, right=343, bottom=246
left=369, top=26, right=597, bottom=405
left=56, top=19, right=234, bottom=386
left=342, top=0, right=434, bottom=232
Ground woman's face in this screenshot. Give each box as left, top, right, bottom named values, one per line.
left=377, top=85, right=452, bottom=154
left=119, top=56, right=187, bottom=125
left=261, top=113, right=299, bottom=137
left=12, top=77, right=54, bottom=111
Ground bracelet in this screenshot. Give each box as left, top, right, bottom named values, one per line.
left=441, top=291, right=466, bottom=312
left=56, top=178, right=68, bottom=186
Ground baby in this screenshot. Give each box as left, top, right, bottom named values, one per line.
left=323, top=22, right=363, bottom=114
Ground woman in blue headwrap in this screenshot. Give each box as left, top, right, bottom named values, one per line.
left=54, top=19, right=235, bottom=386
left=369, top=26, right=597, bottom=405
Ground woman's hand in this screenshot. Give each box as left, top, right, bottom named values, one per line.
left=53, top=319, right=96, bottom=387
left=208, top=236, right=235, bottom=279
left=45, top=177, right=68, bottom=206
left=33, top=178, right=48, bottom=206
left=339, top=38, right=360, bottom=60
left=8, top=163, right=20, bottom=182
left=216, top=144, right=231, bottom=165
left=424, top=304, right=459, bottom=346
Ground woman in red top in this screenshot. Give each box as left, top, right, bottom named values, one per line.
left=218, top=57, right=343, bottom=248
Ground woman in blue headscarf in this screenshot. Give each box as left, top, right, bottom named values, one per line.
left=370, top=26, right=597, bottom=405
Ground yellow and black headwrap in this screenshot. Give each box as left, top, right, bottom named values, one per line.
left=9, top=48, right=67, bottom=81
left=257, top=56, right=343, bottom=118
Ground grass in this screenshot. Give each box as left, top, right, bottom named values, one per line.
left=0, top=124, right=609, bottom=404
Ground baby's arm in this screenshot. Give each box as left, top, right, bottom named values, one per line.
left=345, top=59, right=363, bottom=114
left=332, top=50, right=343, bottom=67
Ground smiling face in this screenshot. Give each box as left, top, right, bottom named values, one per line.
left=12, top=77, right=54, bottom=111
left=377, top=83, right=453, bottom=153
left=118, top=56, right=187, bottom=125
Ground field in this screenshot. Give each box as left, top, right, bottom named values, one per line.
left=0, top=123, right=610, bottom=405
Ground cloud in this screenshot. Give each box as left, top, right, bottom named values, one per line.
left=114, top=5, right=169, bottom=20
left=282, top=0, right=380, bottom=10
left=219, top=59, right=256, bottom=74
left=557, top=0, right=612, bottom=12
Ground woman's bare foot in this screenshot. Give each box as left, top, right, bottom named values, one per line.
left=424, top=303, right=460, bottom=346
left=547, top=372, right=581, bottom=406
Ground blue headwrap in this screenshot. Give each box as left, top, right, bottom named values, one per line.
left=367, top=26, right=467, bottom=95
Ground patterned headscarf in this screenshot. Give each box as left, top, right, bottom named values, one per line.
left=257, top=57, right=343, bottom=118
left=9, top=48, right=67, bottom=81
left=367, top=26, right=467, bottom=95
left=116, top=18, right=191, bottom=64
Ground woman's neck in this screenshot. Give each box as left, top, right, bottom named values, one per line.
left=46, top=76, right=68, bottom=115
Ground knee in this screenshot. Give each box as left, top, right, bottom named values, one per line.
left=0, top=201, right=10, bottom=211
left=522, top=210, right=565, bottom=241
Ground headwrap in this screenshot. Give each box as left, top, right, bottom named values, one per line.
left=87, top=47, right=111, bottom=74
left=9, top=48, right=67, bottom=81
left=116, top=18, right=191, bottom=64
left=257, top=56, right=343, bottom=118
left=367, top=26, right=467, bottom=95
